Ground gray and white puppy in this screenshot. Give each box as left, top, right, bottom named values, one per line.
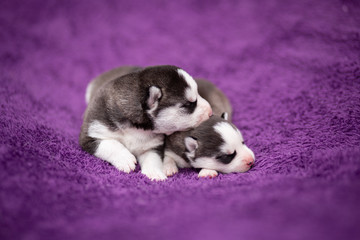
left=80, top=65, right=212, bottom=180
left=163, top=79, right=255, bottom=178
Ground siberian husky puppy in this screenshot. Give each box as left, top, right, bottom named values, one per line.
left=163, top=79, right=255, bottom=178
left=80, top=65, right=212, bottom=180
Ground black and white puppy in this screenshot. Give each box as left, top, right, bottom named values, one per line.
left=80, top=65, right=212, bottom=180
left=163, top=79, right=255, bottom=178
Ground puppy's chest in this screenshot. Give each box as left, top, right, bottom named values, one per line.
left=116, top=128, right=164, bottom=156
left=88, top=120, right=163, bottom=156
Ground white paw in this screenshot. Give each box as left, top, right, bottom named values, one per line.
left=113, top=153, right=137, bottom=173
left=198, top=169, right=218, bottom=178
left=142, top=167, right=167, bottom=181
left=163, top=161, right=179, bottom=176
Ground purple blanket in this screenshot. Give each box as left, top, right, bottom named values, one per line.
left=1, top=0, right=360, bottom=239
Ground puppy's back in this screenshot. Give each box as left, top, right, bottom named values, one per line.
left=86, top=66, right=142, bottom=104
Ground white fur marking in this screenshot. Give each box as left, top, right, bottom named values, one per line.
left=95, top=139, right=137, bottom=173
left=177, top=69, right=197, bottom=102
left=139, top=151, right=167, bottom=181
left=185, top=88, right=197, bottom=102
left=214, top=122, right=243, bottom=154
left=88, top=120, right=117, bottom=139
left=88, top=120, right=164, bottom=156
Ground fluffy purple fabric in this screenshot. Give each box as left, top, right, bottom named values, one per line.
left=1, top=0, right=360, bottom=239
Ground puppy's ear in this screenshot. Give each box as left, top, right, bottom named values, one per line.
left=185, top=136, right=198, bottom=153
left=221, top=112, right=228, bottom=120
left=147, top=86, right=162, bottom=110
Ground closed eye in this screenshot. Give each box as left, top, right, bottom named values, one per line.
left=181, top=100, right=197, bottom=113
left=182, top=100, right=197, bottom=108
left=216, top=150, right=236, bottom=164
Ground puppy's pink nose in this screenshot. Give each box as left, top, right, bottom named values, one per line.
left=245, top=156, right=254, bottom=167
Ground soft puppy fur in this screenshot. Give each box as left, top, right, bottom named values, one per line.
left=163, top=78, right=255, bottom=178
left=196, top=78, right=233, bottom=122
left=80, top=65, right=212, bottom=180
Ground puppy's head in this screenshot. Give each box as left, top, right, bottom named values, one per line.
left=141, top=66, right=212, bottom=135
left=184, top=116, right=255, bottom=173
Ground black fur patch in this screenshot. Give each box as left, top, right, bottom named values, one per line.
left=79, top=135, right=99, bottom=155
left=189, top=116, right=226, bottom=160
left=181, top=100, right=197, bottom=114
left=216, top=151, right=236, bottom=164
left=92, top=95, right=120, bottom=131
left=139, top=66, right=191, bottom=117
left=153, top=143, right=165, bottom=160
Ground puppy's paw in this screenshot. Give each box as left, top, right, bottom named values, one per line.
left=142, top=167, right=167, bottom=181
left=198, top=169, right=218, bottom=178
left=113, top=153, right=137, bottom=173
left=163, top=161, right=179, bottom=177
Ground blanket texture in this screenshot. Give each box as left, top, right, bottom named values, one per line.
left=1, top=0, right=360, bottom=239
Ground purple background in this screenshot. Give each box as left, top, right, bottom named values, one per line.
left=1, top=0, right=360, bottom=239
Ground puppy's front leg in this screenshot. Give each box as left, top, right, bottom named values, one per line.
left=95, top=139, right=137, bottom=173
left=139, top=151, right=167, bottom=181
left=198, top=169, right=218, bottom=178
left=163, top=156, right=179, bottom=177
